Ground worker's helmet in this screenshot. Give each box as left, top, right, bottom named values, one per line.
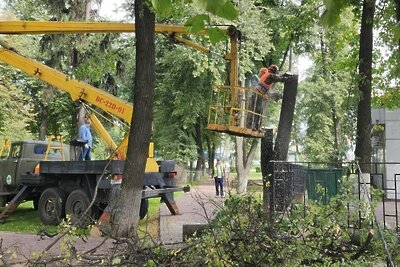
left=268, top=64, right=279, bottom=73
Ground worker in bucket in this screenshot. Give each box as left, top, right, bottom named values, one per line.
left=247, top=64, right=294, bottom=131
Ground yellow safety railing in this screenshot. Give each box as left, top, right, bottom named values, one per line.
left=207, top=85, right=268, bottom=138
left=45, top=134, right=65, bottom=161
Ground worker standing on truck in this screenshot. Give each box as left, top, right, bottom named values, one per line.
left=247, top=65, right=294, bottom=131
left=78, top=117, right=93, bottom=160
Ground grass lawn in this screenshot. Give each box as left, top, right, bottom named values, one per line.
left=0, top=195, right=181, bottom=236
left=0, top=201, right=58, bottom=233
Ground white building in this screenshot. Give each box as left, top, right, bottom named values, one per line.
left=371, top=108, right=400, bottom=199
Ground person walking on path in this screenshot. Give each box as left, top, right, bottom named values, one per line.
left=78, top=117, right=93, bottom=160
left=213, top=158, right=225, bottom=197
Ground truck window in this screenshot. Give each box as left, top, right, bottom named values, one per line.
left=34, top=145, right=47, bottom=155
left=10, top=144, right=22, bottom=158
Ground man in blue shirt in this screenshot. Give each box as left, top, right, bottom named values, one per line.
left=78, top=117, right=93, bottom=160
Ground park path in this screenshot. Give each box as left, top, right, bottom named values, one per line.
left=159, top=178, right=223, bottom=244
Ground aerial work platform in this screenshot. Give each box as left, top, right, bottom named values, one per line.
left=207, top=85, right=268, bottom=138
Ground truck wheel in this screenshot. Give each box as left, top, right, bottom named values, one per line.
left=38, top=188, right=67, bottom=225
left=139, top=198, right=148, bottom=219
left=65, top=189, right=94, bottom=228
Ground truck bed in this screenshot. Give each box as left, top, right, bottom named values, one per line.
left=39, top=160, right=125, bottom=175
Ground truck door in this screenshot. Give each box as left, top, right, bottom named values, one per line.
left=0, top=143, right=22, bottom=188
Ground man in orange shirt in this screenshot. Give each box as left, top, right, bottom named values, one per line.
left=247, top=65, right=294, bottom=131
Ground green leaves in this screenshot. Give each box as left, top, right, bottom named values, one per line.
left=321, top=0, right=352, bottom=26
left=152, top=0, right=238, bottom=44
left=151, top=0, right=172, bottom=18
left=193, top=0, right=238, bottom=21
left=394, top=24, right=400, bottom=42
left=184, top=14, right=210, bottom=32
left=184, top=15, right=230, bottom=44
left=206, top=28, right=227, bottom=44
left=151, top=0, right=238, bottom=20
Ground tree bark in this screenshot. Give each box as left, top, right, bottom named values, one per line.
left=194, top=120, right=205, bottom=180
left=261, top=129, right=273, bottom=222
left=235, top=137, right=258, bottom=194
left=39, top=105, right=48, bottom=141
left=354, top=0, right=375, bottom=173
left=112, top=0, right=155, bottom=237
left=273, top=76, right=299, bottom=161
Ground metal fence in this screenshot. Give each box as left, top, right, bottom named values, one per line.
left=268, top=161, right=400, bottom=233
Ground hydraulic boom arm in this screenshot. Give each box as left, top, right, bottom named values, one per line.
left=0, top=48, right=133, bottom=124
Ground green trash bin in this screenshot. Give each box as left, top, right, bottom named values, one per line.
left=306, top=168, right=343, bottom=203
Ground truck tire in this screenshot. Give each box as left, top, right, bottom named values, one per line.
left=140, top=198, right=148, bottom=219
left=65, top=189, right=95, bottom=228
left=38, top=188, right=67, bottom=225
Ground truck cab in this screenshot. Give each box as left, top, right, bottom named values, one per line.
left=0, top=140, right=68, bottom=207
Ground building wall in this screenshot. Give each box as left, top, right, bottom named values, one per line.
left=372, top=108, right=400, bottom=199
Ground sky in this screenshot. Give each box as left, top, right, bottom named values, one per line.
left=98, top=0, right=127, bottom=21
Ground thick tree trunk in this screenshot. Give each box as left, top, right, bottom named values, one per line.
left=354, top=0, right=375, bottom=173
left=273, top=76, right=298, bottom=160
left=261, top=129, right=273, bottom=221
left=261, top=77, right=298, bottom=221
left=112, top=0, right=155, bottom=237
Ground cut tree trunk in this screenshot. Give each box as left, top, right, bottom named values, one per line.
left=261, top=75, right=298, bottom=220
left=273, top=75, right=298, bottom=161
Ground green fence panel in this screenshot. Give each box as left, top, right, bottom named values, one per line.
left=306, top=168, right=343, bottom=204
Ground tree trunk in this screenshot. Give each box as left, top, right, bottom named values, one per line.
left=206, top=138, right=214, bottom=176
left=39, top=105, right=48, bottom=141
left=261, top=77, right=298, bottom=221
left=112, top=0, right=155, bottom=237
left=235, top=137, right=258, bottom=194
left=273, top=76, right=299, bottom=160
left=194, top=119, right=204, bottom=180
left=354, top=0, right=375, bottom=173
left=261, top=129, right=274, bottom=221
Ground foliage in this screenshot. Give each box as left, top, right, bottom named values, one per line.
left=372, top=0, right=400, bottom=108
left=0, top=70, right=34, bottom=141
left=0, top=201, right=57, bottom=233
left=151, top=182, right=399, bottom=266
left=153, top=45, right=213, bottom=162
left=295, top=6, right=359, bottom=162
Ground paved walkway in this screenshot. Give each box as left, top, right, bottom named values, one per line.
left=160, top=178, right=223, bottom=244
left=0, top=231, right=113, bottom=266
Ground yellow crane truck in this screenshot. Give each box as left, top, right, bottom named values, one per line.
left=0, top=21, right=250, bottom=227
left=0, top=22, right=202, bottom=226
left=0, top=47, right=189, bottom=226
